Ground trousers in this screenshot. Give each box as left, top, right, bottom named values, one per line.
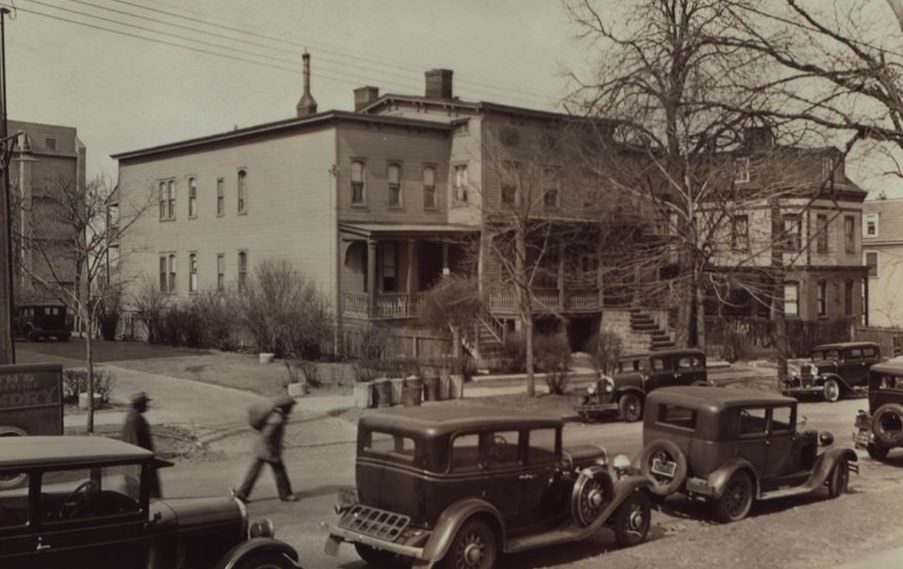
left=236, top=458, right=293, bottom=499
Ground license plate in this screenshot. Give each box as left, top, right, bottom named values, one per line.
left=651, top=458, right=677, bottom=478
left=853, top=431, right=870, bottom=448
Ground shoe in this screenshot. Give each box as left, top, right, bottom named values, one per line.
left=280, top=494, right=299, bottom=502
left=230, top=488, right=249, bottom=504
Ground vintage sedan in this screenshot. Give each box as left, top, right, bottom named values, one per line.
left=854, top=361, right=903, bottom=461
left=782, top=342, right=881, bottom=402
left=0, top=436, right=303, bottom=569
left=576, top=349, right=708, bottom=423
left=325, top=406, right=652, bottom=569
left=638, top=386, right=857, bottom=522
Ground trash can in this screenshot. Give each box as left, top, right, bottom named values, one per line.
left=438, top=371, right=451, bottom=400
left=402, top=377, right=423, bottom=407
left=373, top=379, right=392, bottom=408
left=449, top=374, right=465, bottom=399
left=353, top=381, right=372, bottom=409
left=423, top=375, right=440, bottom=401
left=390, top=378, right=406, bottom=406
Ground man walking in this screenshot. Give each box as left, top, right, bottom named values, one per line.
left=121, top=391, right=162, bottom=498
left=232, top=394, right=299, bottom=503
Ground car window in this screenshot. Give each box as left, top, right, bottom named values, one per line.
left=651, top=358, right=667, bottom=371
left=824, top=350, right=840, bottom=360
left=677, top=355, right=702, bottom=369
left=879, top=375, right=903, bottom=391
left=738, top=407, right=768, bottom=437
left=40, top=465, right=141, bottom=524
left=657, top=404, right=697, bottom=430
left=364, top=431, right=419, bottom=464
left=451, top=433, right=482, bottom=473
left=863, top=347, right=877, bottom=359
left=526, top=428, right=558, bottom=464
left=771, top=406, right=793, bottom=434
left=0, top=473, right=29, bottom=528
left=487, top=430, right=520, bottom=467
left=848, top=348, right=862, bottom=359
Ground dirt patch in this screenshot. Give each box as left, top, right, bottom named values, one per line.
left=63, top=423, right=209, bottom=461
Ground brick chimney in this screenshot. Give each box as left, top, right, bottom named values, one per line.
left=354, top=86, right=380, bottom=111
left=425, top=69, right=453, bottom=99
left=296, top=52, right=318, bottom=117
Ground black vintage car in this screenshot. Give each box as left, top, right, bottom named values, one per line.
left=782, top=342, right=881, bottom=402
left=576, top=349, right=708, bottom=423
left=854, top=361, right=903, bottom=461
left=638, top=387, right=857, bottom=522
left=0, top=436, right=303, bottom=569
left=13, top=304, right=70, bottom=342
left=325, top=406, right=652, bottom=569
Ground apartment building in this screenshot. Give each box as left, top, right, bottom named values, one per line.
left=862, top=197, right=903, bottom=327
left=8, top=120, right=86, bottom=303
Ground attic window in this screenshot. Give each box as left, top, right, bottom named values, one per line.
left=45, top=138, right=56, bottom=151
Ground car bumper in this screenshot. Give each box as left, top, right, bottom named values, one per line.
left=781, top=385, right=823, bottom=396
left=576, top=402, right=618, bottom=414
left=853, top=413, right=872, bottom=449
left=685, top=476, right=716, bottom=497
left=325, top=523, right=429, bottom=559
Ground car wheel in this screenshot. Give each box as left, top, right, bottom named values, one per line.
left=618, top=392, right=643, bottom=422
left=354, top=543, right=397, bottom=567
left=437, top=519, right=497, bottom=569
left=571, top=465, right=615, bottom=527
left=871, top=403, right=903, bottom=446
left=639, top=439, right=688, bottom=497
left=232, top=551, right=298, bottom=569
left=867, top=442, right=890, bottom=461
left=827, top=457, right=849, bottom=498
left=613, top=491, right=651, bottom=548
left=823, top=379, right=841, bottom=403
left=0, top=427, right=28, bottom=490
left=714, top=470, right=754, bottom=523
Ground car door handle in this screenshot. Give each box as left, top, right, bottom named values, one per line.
left=36, top=543, right=51, bottom=551
left=518, top=473, right=536, bottom=480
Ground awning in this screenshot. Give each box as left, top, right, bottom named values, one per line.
left=339, top=222, right=478, bottom=240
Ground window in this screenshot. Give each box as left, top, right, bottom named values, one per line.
left=422, top=166, right=436, bottom=210
left=821, top=157, right=834, bottom=180
left=784, top=282, right=799, bottom=316
left=543, top=167, right=559, bottom=209
left=167, top=180, right=176, bottom=220
left=217, top=254, right=225, bottom=292
left=526, top=428, right=558, bottom=464
left=453, top=164, right=468, bottom=202
left=584, top=189, right=601, bottom=208
left=864, top=213, right=879, bottom=237
left=816, top=280, right=826, bottom=317
left=731, top=214, right=749, bottom=251
left=782, top=213, right=801, bottom=252
left=657, top=405, right=697, bottom=430
left=237, top=169, right=247, bottom=213
left=816, top=214, right=829, bottom=254
left=168, top=254, right=176, bottom=293
left=772, top=406, right=793, bottom=433
left=387, top=163, right=402, bottom=207
left=381, top=242, right=397, bottom=292
left=738, top=407, right=768, bottom=436
left=45, top=137, right=56, bottom=151
left=188, top=253, right=198, bottom=293
left=451, top=433, right=481, bottom=472
left=501, top=161, right=519, bottom=205
left=39, top=466, right=140, bottom=523
left=844, top=215, right=855, bottom=253
left=238, top=251, right=248, bottom=292
left=351, top=160, right=366, bottom=205
left=188, top=177, right=197, bottom=218
left=216, top=177, right=225, bottom=216
left=734, top=157, right=750, bottom=183
left=158, top=182, right=166, bottom=220
left=0, top=473, right=29, bottom=527
left=845, top=280, right=854, bottom=316
left=677, top=355, right=702, bottom=369
left=363, top=431, right=418, bottom=464
left=486, top=430, right=520, bottom=466
left=865, top=251, right=878, bottom=277
left=158, top=256, right=167, bottom=292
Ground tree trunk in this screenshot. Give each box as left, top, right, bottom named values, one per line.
left=770, top=200, right=789, bottom=386
left=515, top=225, right=535, bottom=396
left=86, top=311, right=95, bottom=434
left=451, top=326, right=463, bottom=374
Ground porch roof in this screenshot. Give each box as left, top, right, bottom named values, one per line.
left=339, top=222, right=478, bottom=239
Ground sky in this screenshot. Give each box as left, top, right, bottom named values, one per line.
left=4, top=0, right=903, bottom=198
left=3, top=0, right=591, bottom=180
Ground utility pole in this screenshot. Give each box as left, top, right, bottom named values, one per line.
left=0, top=7, right=14, bottom=365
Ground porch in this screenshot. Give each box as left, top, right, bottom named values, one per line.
left=486, top=287, right=604, bottom=316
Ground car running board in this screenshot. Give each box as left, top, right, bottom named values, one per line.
left=506, top=526, right=586, bottom=554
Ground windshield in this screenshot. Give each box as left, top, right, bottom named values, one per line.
left=812, top=349, right=840, bottom=361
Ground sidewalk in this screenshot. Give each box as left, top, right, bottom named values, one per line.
left=833, top=545, right=903, bottom=569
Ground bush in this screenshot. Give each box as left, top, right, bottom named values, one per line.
left=190, top=290, right=239, bottom=350
left=500, top=332, right=527, bottom=373
left=97, top=288, right=123, bottom=341
left=62, top=368, right=116, bottom=405
left=284, top=359, right=322, bottom=388
left=534, top=333, right=571, bottom=395
left=593, top=329, right=624, bottom=375
left=132, top=278, right=168, bottom=344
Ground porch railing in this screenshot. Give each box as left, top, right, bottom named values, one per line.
left=343, top=292, right=426, bottom=320
left=487, top=287, right=603, bottom=314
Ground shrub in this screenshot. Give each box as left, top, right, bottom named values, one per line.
left=534, top=333, right=571, bottom=395
left=592, top=329, right=624, bottom=375
left=190, top=290, right=238, bottom=350
left=284, top=359, right=322, bottom=388
left=500, top=332, right=527, bottom=373
left=62, top=368, right=116, bottom=405
left=132, top=278, right=168, bottom=344
left=97, top=287, right=123, bottom=341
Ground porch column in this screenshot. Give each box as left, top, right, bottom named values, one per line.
left=407, top=239, right=416, bottom=316
left=367, top=239, right=378, bottom=318
left=558, top=241, right=566, bottom=311
left=442, top=242, right=450, bottom=276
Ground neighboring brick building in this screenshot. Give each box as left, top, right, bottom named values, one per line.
left=8, top=120, right=87, bottom=302
left=862, top=197, right=903, bottom=327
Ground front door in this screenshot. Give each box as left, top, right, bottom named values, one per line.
left=515, top=428, right=562, bottom=534
left=762, top=406, right=798, bottom=482
left=451, top=430, right=523, bottom=529
left=646, top=355, right=673, bottom=391
left=0, top=473, right=38, bottom=569
left=841, top=348, right=869, bottom=388
left=735, top=407, right=770, bottom=479
left=674, top=353, right=706, bottom=386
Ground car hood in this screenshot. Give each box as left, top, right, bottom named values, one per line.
left=150, top=496, right=241, bottom=532
left=612, top=372, right=645, bottom=386
left=809, top=360, right=838, bottom=372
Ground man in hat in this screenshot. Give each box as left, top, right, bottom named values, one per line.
left=122, top=391, right=162, bottom=498
left=232, top=394, right=298, bottom=503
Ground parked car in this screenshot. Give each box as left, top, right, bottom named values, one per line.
left=0, top=436, right=303, bottom=569
left=576, top=349, right=708, bottom=423
left=853, top=361, right=903, bottom=461
left=325, top=406, right=652, bottom=569
left=638, top=386, right=858, bottom=522
left=782, top=342, right=881, bottom=402
left=13, top=304, right=70, bottom=341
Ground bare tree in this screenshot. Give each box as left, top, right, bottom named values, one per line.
left=16, top=175, right=152, bottom=433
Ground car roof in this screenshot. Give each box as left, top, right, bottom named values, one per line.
left=812, top=342, right=878, bottom=351
left=0, top=436, right=153, bottom=469
left=870, top=361, right=903, bottom=375
left=648, top=386, right=795, bottom=411
left=359, top=405, right=561, bottom=436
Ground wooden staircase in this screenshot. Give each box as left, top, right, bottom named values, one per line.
left=462, top=312, right=506, bottom=369
left=630, top=309, right=676, bottom=351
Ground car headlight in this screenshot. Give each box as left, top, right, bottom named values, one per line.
left=249, top=517, right=275, bottom=539
left=603, top=377, right=614, bottom=393
left=586, top=385, right=597, bottom=395
left=612, top=454, right=631, bottom=474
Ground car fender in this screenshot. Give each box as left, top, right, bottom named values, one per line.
left=706, top=458, right=760, bottom=499
left=419, top=498, right=505, bottom=562
left=820, top=372, right=851, bottom=391
left=808, top=446, right=858, bottom=486
left=614, top=385, right=645, bottom=399
left=214, top=537, right=301, bottom=569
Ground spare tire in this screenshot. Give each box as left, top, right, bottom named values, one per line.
left=0, top=427, right=28, bottom=490
left=640, top=439, right=688, bottom=497
left=570, top=465, right=615, bottom=527
left=872, top=403, right=903, bottom=447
